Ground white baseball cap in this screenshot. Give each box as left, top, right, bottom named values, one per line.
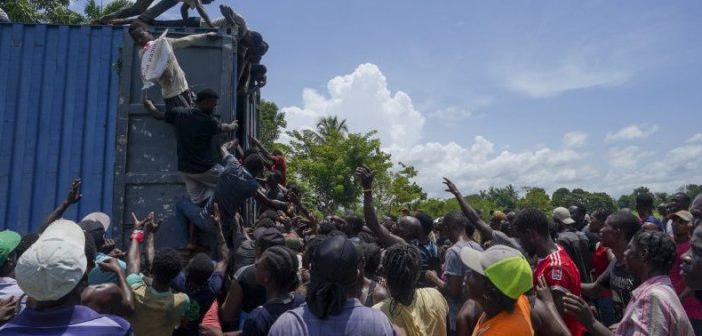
left=15, top=219, right=87, bottom=301
left=553, top=207, right=575, bottom=225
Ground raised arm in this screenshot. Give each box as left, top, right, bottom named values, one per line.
left=144, top=213, right=161, bottom=271
left=143, top=98, right=166, bottom=120
left=196, top=4, right=214, bottom=28
left=40, top=178, right=82, bottom=233
left=443, top=178, right=495, bottom=243
left=169, top=32, right=218, bottom=49
left=355, top=166, right=406, bottom=247
left=210, top=203, right=230, bottom=274
left=127, top=212, right=151, bottom=275
left=98, top=258, right=135, bottom=315
left=180, top=3, right=190, bottom=23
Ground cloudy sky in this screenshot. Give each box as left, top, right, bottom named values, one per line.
left=73, top=0, right=702, bottom=198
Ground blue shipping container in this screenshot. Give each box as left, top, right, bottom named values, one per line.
left=0, top=24, right=123, bottom=234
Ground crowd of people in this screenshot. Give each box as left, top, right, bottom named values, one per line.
left=1, top=3, right=702, bottom=336
left=0, top=152, right=701, bottom=336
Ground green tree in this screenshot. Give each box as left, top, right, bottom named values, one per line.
left=617, top=194, right=633, bottom=209
left=518, top=187, right=551, bottom=213
left=481, top=185, right=518, bottom=210
left=374, top=163, right=427, bottom=215
left=83, top=0, right=132, bottom=22
left=679, top=184, right=702, bottom=200
left=258, top=100, right=287, bottom=149
left=287, top=118, right=399, bottom=215
left=551, top=188, right=573, bottom=208
left=316, top=116, right=348, bottom=139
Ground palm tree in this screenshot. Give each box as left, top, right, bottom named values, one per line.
left=83, top=0, right=132, bottom=23
left=315, top=116, right=348, bottom=139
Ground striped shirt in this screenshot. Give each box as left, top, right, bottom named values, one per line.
left=0, top=305, right=132, bottom=335
left=615, top=275, right=694, bottom=336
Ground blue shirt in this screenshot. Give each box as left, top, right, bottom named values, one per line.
left=88, top=253, right=128, bottom=285
left=201, top=154, right=259, bottom=227
left=170, top=271, right=224, bottom=321
left=0, top=305, right=132, bottom=336
left=268, top=298, right=394, bottom=336
left=642, top=215, right=665, bottom=232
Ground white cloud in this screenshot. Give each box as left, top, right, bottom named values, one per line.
left=429, top=96, right=494, bottom=121
left=499, top=63, right=631, bottom=98
left=605, top=124, right=659, bottom=142
left=563, top=131, right=589, bottom=148
left=282, top=63, right=701, bottom=198
left=280, top=63, right=425, bottom=148
left=687, top=133, right=702, bottom=143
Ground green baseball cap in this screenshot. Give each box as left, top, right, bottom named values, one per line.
left=460, top=244, right=532, bottom=300
left=0, top=230, right=21, bottom=266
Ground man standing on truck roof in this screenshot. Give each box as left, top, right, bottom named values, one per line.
left=129, top=21, right=217, bottom=111
left=144, top=88, right=237, bottom=207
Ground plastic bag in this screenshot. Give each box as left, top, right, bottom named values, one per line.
left=140, top=30, right=172, bottom=89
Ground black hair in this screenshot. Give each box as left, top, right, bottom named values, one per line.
left=251, top=64, right=267, bottom=76
left=317, top=222, right=336, bottom=235
left=83, top=232, right=97, bottom=271
left=359, top=242, right=381, bottom=280
left=16, top=233, right=39, bottom=258
left=244, top=153, right=264, bottom=176
left=607, top=210, right=642, bottom=242
left=261, top=246, right=300, bottom=291
left=196, top=88, right=219, bottom=103
left=242, top=31, right=262, bottom=48
left=443, top=210, right=476, bottom=236
left=571, top=203, right=587, bottom=214
left=485, top=278, right=517, bottom=312
left=672, top=192, right=692, bottom=209
left=287, top=183, right=302, bottom=196
left=185, top=253, right=214, bottom=287
left=302, top=234, right=326, bottom=269
left=513, top=209, right=550, bottom=238
left=631, top=230, right=676, bottom=274
left=344, top=215, right=364, bottom=236
left=152, top=247, right=183, bottom=283
left=383, top=244, right=421, bottom=312
left=128, top=21, right=148, bottom=38
left=256, top=218, right=276, bottom=229
left=415, top=212, right=434, bottom=236
left=259, top=210, right=279, bottom=221
left=636, top=192, right=655, bottom=209
left=591, top=208, right=614, bottom=223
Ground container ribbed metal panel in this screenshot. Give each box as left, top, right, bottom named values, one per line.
left=0, top=24, right=124, bottom=233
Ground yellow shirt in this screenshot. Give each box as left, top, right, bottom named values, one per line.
left=374, top=287, right=448, bottom=336
left=472, top=295, right=534, bottom=336
left=126, top=273, right=190, bottom=336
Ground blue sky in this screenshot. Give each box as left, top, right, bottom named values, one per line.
left=71, top=0, right=702, bottom=197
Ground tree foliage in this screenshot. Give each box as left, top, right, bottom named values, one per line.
left=551, top=188, right=617, bottom=212
left=258, top=100, right=287, bottom=150
left=286, top=117, right=426, bottom=215
left=1, top=0, right=131, bottom=24
left=518, top=187, right=552, bottom=213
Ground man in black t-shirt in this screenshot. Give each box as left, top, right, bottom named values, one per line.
left=144, top=89, right=238, bottom=205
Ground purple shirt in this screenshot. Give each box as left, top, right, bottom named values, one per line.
left=0, top=305, right=132, bottom=335
left=615, top=275, right=694, bottom=336
left=268, top=298, right=394, bottom=336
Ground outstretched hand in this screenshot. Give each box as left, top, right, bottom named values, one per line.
left=65, top=178, right=82, bottom=204
left=131, top=212, right=154, bottom=231
left=145, top=213, right=161, bottom=234
left=535, top=275, right=554, bottom=304
left=354, top=165, right=374, bottom=189
left=210, top=202, right=222, bottom=229
left=443, top=177, right=461, bottom=196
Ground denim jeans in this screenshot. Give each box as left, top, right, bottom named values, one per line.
left=175, top=197, right=216, bottom=247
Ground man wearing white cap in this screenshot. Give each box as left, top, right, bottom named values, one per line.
left=553, top=207, right=592, bottom=283
left=0, top=219, right=132, bottom=335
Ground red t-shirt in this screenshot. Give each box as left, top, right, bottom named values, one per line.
left=271, top=155, right=287, bottom=186
left=534, top=245, right=586, bottom=336
left=592, top=244, right=612, bottom=297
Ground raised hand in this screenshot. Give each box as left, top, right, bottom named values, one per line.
left=210, top=202, right=222, bottom=229
left=66, top=178, right=82, bottom=204
left=145, top=212, right=161, bottom=234
left=102, top=238, right=117, bottom=254
left=98, top=257, right=122, bottom=274
left=108, top=248, right=126, bottom=259
left=354, top=165, right=374, bottom=189
left=443, top=177, right=461, bottom=196
left=131, top=212, right=153, bottom=231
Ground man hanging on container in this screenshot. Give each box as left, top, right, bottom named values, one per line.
left=143, top=88, right=237, bottom=209
left=129, top=21, right=218, bottom=111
